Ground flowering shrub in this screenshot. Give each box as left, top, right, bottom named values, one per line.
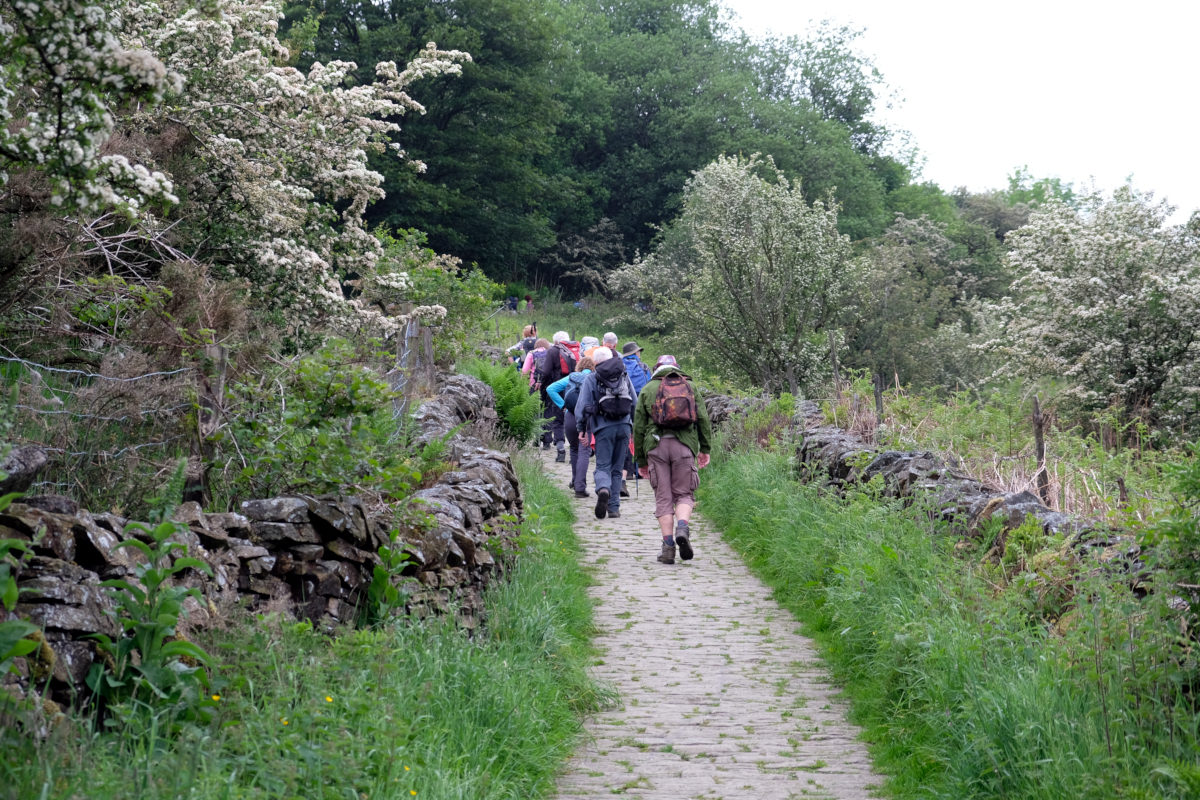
left=1, top=0, right=468, bottom=336
left=981, top=187, right=1200, bottom=428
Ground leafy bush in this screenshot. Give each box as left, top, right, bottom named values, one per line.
left=460, top=359, right=543, bottom=445
left=214, top=338, right=420, bottom=505
left=87, top=518, right=215, bottom=730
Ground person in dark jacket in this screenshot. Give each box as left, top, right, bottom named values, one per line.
left=546, top=357, right=595, bottom=497
left=573, top=347, right=634, bottom=520
left=633, top=355, right=712, bottom=564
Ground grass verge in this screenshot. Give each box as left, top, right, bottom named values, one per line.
left=1, top=452, right=601, bottom=800
left=699, top=447, right=1200, bottom=800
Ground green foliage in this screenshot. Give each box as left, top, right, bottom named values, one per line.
left=460, top=359, right=544, bottom=445
left=86, top=518, right=215, bottom=729
left=630, top=153, right=852, bottom=395
left=4, top=453, right=604, bottom=800
left=364, top=536, right=416, bottom=627
left=1146, top=442, right=1200, bottom=612
left=0, top=494, right=39, bottom=678
left=702, top=448, right=1200, bottom=799
left=215, top=338, right=420, bottom=504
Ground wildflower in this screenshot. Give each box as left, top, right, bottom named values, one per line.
left=211, top=694, right=221, bottom=701
left=281, top=718, right=289, bottom=725
left=325, top=696, right=333, bottom=703
left=404, top=766, right=411, bottom=771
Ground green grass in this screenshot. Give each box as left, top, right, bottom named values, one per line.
left=1, top=453, right=605, bottom=800
left=699, top=447, right=1200, bottom=800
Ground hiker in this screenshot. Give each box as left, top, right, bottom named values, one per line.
left=580, top=335, right=601, bottom=358
left=633, top=354, right=712, bottom=564
left=602, top=331, right=619, bottom=352
left=546, top=356, right=595, bottom=497
left=506, top=324, right=537, bottom=365
left=621, top=341, right=654, bottom=395
left=538, top=331, right=578, bottom=460
left=573, top=347, right=635, bottom=519
left=523, top=294, right=534, bottom=312
left=615, top=341, right=653, bottom=496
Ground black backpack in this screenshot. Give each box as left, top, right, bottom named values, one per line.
left=594, top=359, right=633, bottom=420
left=537, top=343, right=575, bottom=387
left=563, top=374, right=584, bottom=413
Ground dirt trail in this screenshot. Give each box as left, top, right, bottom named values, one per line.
left=547, top=451, right=881, bottom=800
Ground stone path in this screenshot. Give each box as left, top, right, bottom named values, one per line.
left=546, top=451, right=881, bottom=800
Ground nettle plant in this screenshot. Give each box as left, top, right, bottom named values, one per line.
left=1, top=0, right=466, bottom=337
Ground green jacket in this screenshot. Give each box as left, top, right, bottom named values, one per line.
left=632, top=368, right=712, bottom=467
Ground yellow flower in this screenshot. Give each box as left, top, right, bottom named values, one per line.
left=404, top=766, right=411, bottom=772
left=325, top=696, right=333, bottom=703
left=211, top=694, right=221, bottom=701
left=410, top=792, right=417, bottom=796
left=281, top=718, right=289, bottom=726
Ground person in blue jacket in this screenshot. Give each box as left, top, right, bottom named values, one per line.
left=621, top=341, right=653, bottom=395
left=546, top=356, right=595, bottom=497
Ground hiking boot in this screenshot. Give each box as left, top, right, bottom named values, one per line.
left=574, top=490, right=590, bottom=498
left=656, top=540, right=676, bottom=564
left=607, top=509, right=620, bottom=519
left=675, top=523, right=693, bottom=561
left=594, top=488, right=610, bottom=519
left=555, top=450, right=566, bottom=463
left=619, top=484, right=630, bottom=498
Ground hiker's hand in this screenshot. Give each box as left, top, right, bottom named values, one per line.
left=697, top=453, right=710, bottom=469
left=638, top=466, right=648, bottom=479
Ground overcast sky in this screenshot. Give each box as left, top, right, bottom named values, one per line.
left=725, top=0, right=1198, bottom=221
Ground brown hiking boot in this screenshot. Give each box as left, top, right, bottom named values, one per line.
left=675, top=523, right=693, bottom=561
left=656, top=540, right=676, bottom=564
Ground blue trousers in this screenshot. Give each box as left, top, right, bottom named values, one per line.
left=593, top=423, right=631, bottom=512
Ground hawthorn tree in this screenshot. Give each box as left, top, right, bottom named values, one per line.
left=982, top=187, right=1200, bottom=426
left=630, top=154, right=852, bottom=394
left=1, top=0, right=469, bottom=338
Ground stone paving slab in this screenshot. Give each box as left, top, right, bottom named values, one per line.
left=546, top=451, right=881, bottom=800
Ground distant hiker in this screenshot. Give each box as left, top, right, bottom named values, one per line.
left=621, top=341, right=654, bottom=395
left=573, top=347, right=635, bottom=519
left=524, top=294, right=534, bottom=312
left=633, top=354, right=712, bottom=564
left=506, top=324, right=537, bottom=365
left=618, top=340, right=653, bottom=495
left=547, top=356, right=595, bottom=497
left=538, top=331, right=578, bottom=460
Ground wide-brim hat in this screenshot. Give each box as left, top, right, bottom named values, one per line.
left=621, top=341, right=643, bottom=355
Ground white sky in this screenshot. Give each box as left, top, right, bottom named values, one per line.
left=724, top=0, right=1199, bottom=221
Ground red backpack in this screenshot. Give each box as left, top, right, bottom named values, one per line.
left=650, top=374, right=697, bottom=428
left=563, top=340, right=581, bottom=361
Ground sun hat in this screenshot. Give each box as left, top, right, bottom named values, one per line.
left=621, top=341, right=643, bottom=355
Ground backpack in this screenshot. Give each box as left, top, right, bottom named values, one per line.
left=563, top=340, right=581, bottom=361
left=650, top=374, right=697, bottom=428
left=563, top=373, right=585, bottom=413
left=594, top=359, right=634, bottom=420
left=537, top=343, right=575, bottom=387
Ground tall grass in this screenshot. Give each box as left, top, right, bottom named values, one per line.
left=700, top=448, right=1200, bottom=799
left=1, top=453, right=604, bottom=800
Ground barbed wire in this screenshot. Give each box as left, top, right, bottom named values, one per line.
left=14, top=402, right=194, bottom=421
left=0, top=355, right=194, bottom=382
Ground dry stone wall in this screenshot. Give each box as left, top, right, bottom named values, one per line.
left=2, top=373, right=519, bottom=707
left=791, top=400, right=1144, bottom=576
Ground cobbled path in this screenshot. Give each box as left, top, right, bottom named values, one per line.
left=546, top=451, right=881, bottom=800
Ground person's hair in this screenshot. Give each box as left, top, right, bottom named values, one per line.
left=524, top=294, right=532, bottom=301
left=592, top=347, right=613, bottom=363
left=602, top=332, right=618, bottom=346
left=576, top=356, right=595, bottom=372
left=553, top=330, right=569, bottom=344
left=521, top=324, right=535, bottom=338
left=534, top=337, right=550, bottom=349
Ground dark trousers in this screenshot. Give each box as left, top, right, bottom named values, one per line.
left=566, top=410, right=589, bottom=491
left=593, top=423, right=631, bottom=512
left=541, top=391, right=564, bottom=449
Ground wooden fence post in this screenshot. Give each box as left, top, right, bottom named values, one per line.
left=1032, top=394, right=1051, bottom=505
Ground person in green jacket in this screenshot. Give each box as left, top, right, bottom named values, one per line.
left=633, top=355, right=713, bottom=565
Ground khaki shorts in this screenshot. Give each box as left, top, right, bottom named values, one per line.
left=647, top=435, right=700, bottom=518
